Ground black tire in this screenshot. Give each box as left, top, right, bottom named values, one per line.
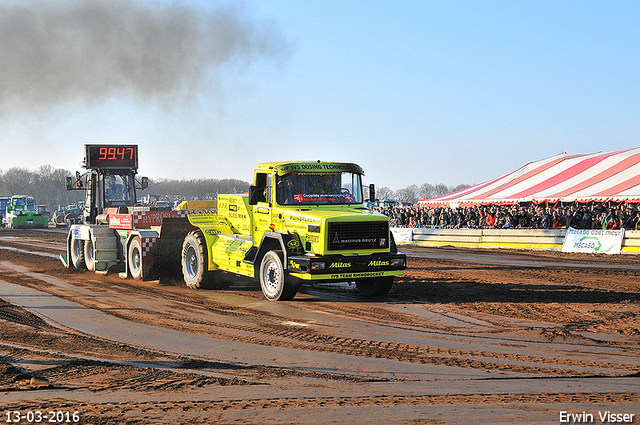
left=356, top=276, right=394, bottom=297
left=259, top=250, right=297, bottom=301
left=128, top=237, right=143, bottom=280
left=181, top=231, right=210, bottom=289
left=84, top=238, right=95, bottom=271
left=54, top=215, right=65, bottom=227
left=70, top=238, right=86, bottom=269
left=64, top=214, right=76, bottom=225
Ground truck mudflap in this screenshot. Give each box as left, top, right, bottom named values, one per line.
left=286, top=253, right=406, bottom=281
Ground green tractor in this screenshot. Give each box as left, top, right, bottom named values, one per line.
left=5, top=195, right=49, bottom=229
left=52, top=203, right=84, bottom=227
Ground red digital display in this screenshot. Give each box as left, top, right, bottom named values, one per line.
left=85, top=145, right=138, bottom=169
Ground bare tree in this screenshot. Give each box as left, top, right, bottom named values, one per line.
left=395, top=184, right=419, bottom=203
left=416, top=182, right=473, bottom=202
left=451, top=183, right=472, bottom=192
left=418, top=183, right=435, bottom=199
left=2, top=167, right=35, bottom=196
left=147, top=178, right=250, bottom=201
left=434, top=183, right=450, bottom=197
left=0, top=166, right=83, bottom=211
left=375, top=186, right=395, bottom=201
left=36, top=165, right=82, bottom=209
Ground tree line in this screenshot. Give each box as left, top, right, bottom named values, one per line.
left=146, top=178, right=250, bottom=203
left=0, top=166, right=251, bottom=210
left=376, top=183, right=471, bottom=204
left=0, top=165, right=468, bottom=210
left=0, top=166, right=83, bottom=210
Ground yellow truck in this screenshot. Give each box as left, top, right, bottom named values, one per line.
left=62, top=145, right=406, bottom=300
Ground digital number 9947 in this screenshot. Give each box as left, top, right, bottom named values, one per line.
left=98, top=147, right=134, bottom=160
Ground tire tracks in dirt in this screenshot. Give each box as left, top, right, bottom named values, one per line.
left=4, top=391, right=640, bottom=417
left=1, top=261, right=638, bottom=378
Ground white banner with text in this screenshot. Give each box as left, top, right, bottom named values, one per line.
left=391, top=228, right=413, bottom=243
left=562, top=227, right=625, bottom=254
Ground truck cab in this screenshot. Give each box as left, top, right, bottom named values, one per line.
left=240, top=161, right=406, bottom=299
left=66, top=145, right=146, bottom=225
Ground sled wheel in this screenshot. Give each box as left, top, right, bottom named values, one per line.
left=259, top=250, right=297, bottom=301
left=84, top=238, right=95, bottom=271
left=70, top=238, right=86, bottom=269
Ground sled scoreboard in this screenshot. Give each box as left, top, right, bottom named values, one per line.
left=85, top=144, right=138, bottom=169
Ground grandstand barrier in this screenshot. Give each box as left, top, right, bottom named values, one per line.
left=392, top=228, right=640, bottom=254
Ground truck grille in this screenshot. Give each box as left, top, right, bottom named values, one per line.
left=328, top=221, right=389, bottom=251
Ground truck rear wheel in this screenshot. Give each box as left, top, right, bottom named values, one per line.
left=70, top=238, right=86, bottom=269
left=182, top=231, right=210, bottom=289
left=128, top=237, right=143, bottom=280
left=259, top=250, right=297, bottom=301
left=356, top=276, right=394, bottom=297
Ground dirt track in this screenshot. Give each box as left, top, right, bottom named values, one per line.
left=0, top=228, right=639, bottom=424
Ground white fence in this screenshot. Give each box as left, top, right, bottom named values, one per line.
left=393, top=227, right=640, bottom=254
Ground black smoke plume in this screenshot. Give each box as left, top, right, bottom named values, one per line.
left=0, top=0, right=289, bottom=113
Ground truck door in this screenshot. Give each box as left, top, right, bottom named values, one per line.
left=251, top=172, right=273, bottom=244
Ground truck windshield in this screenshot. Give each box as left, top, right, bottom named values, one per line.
left=11, top=198, right=35, bottom=210
left=104, top=173, right=136, bottom=207
left=276, top=172, right=363, bottom=205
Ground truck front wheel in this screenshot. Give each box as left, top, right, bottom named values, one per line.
left=181, top=231, right=209, bottom=289
left=259, top=250, right=297, bottom=301
left=356, top=276, right=394, bottom=297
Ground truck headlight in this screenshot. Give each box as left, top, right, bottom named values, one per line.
left=311, top=261, right=326, bottom=271
left=390, top=258, right=405, bottom=268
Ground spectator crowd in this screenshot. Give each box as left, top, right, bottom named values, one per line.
left=375, top=203, right=640, bottom=231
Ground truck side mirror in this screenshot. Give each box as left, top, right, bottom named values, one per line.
left=67, top=172, right=83, bottom=190
left=369, top=184, right=376, bottom=202
left=249, top=186, right=261, bottom=205
left=249, top=185, right=268, bottom=205
left=135, top=177, right=149, bottom=190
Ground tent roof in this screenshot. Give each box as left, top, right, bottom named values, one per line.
left=418, top=147, right=640, bottom=207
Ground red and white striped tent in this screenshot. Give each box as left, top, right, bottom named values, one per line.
left=418, top=147, right=640, bottom=207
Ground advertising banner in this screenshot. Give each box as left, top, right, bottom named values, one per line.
left=562, top=227, right=625, bottom=254
left=391, top=228, right=413, bottom=243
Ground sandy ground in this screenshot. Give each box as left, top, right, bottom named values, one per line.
left=0, top=228, right=638, bottom=424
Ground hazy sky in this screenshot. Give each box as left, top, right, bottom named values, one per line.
left=1, top=0, right=639, bottom=190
